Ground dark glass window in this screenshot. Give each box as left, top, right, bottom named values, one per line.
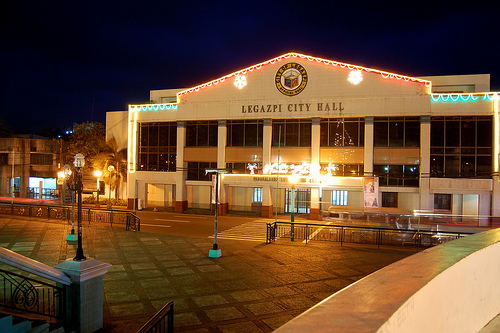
left=430, top=116, right=492, bottom=178
left=374, top=165, right=419, bottom=187
left=374, top=117, right=420, bottom=147
left=320, top=164, right=364, bottom=177
left=186, top=121, right=218, bottom=147
left=31, top=154, right=53, bottom=165
left=0, top=153, right=7, bottom=165
left=139, top=122, right=177, bottom=171
left=434, top=194, right=452, bottom=211
left=273, top=119, right=312, bottom=147
left=187, top=162, right=218, bottom=180
left=382, top=192, right=398, bottom=208
left=227, top=120, right=263, bottom=147
left=320, top=118, right=364, bottom=147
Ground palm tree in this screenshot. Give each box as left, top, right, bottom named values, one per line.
left=93, top=137, right=127, bottom=200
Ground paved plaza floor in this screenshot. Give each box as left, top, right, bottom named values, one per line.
left=0, top=216, right=416, bottom=332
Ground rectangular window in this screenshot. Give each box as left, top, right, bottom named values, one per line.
left=374, top=165, right=419, bottom=187
left=252, top=188, right=263, bottom=203
left=430, top=116, right=492, bottom=178
left=31, top=154, right=53, bottom=165
left=139, top=122, right=177, bottom=171
left=331, top=190, right=348, bottom=206
left=374, top=117, right=420, bottom=147
left=382, top=192, right=398, bottom=208
left=272, top=119, right=312, bottom=147
left=320, top=118, right=364, bottom=147
left=186, top=121, right=218, bottom=147
left=227, top=120, right=263, bottom=147
left=320, top=164, right=364, bottom=177
left=187, top=162, right=217, bottom=180
left=434, top=194, right=452, bottom=211
left=0, top=153, right=8, bottom=165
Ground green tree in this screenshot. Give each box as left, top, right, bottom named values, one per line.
left=93, top=137, right=127, bottom=200
left=66, top=122, right=106, bottom=166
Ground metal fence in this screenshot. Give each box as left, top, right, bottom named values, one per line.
left=0, top=203, right=140, bottom=231
left=0, top=268, right=65, bottom=323
left=266, top=221, right=472, bottom=248
left=137, top=301, right=174, bottom=333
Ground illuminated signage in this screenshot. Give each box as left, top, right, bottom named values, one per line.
left=260, top=162, right=341, bottom=176
left=241, top=102, right=344, bottom=114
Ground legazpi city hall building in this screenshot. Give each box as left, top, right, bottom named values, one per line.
left=106, top=52, right=500, bottom=224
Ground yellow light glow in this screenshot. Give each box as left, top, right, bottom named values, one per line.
left=288, top=175, right=299, bottom=184
left=94, top=170, right=102, bottom=177
left=128, top=106, right=138, bottom=174
left=494, top=95, right=499, bottom=173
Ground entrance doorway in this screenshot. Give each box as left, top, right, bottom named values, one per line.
left=285, top=188, right=310, bottom=214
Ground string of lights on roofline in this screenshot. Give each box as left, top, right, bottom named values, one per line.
left=127, top=52, right=500, bottom=112
left=128, top=91, right=500, bottom=113
left=177, top=52, right=432, bottom=96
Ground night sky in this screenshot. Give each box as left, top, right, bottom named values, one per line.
left=2, top=1, right=499, bottom=133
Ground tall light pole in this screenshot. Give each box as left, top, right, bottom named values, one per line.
left=73, top=153, right=86, bottom=261
left=63, top=164, right=76, bottom=240
left=288, top=175, right=298, bottom=242
left=288, top=175, right=299, bottom=222
left=58, top=170, right=66, bottom=220
left=205, top=168, right=228, bottom=258
left=94, top=170, right=102, bottom=206
left=108, top=165, right=115, bottom=210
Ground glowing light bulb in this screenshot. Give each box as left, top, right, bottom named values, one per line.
left=348, top=69, right=363, bottom=85
left=234, top=74, right=247, bottom=89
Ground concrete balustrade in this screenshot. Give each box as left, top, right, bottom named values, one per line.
left=275, top=228, right=500, bottom=333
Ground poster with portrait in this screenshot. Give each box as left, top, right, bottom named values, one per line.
left=363, top=177, right=379, bottom=208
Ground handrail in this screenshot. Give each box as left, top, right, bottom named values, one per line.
left=0, top=202, right=140, bottom=230
left=0, top=247, right=71, bottom=285
left=136, top=301, right=174, bottom=333
left=0, top=268, right=65, bottom=321
left=266, top=221, right=474, bottom=247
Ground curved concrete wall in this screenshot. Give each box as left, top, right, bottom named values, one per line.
left=274, top=228, right=500, bottom=333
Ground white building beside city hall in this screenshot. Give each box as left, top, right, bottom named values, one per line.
left=106, top=52, right=500, bottom=223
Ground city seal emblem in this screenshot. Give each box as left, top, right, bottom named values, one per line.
left=275, top=62, right=308, bottom=96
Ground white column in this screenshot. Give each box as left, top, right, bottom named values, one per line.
left=263, top=118, right=272, bottom=165
left=364, top=116, right=374, bottom=176
left=175, top=121, right=187, bottom=212
left=310, top=118, right=321, bottom=219
left=420, top=115, right=431, bottom=210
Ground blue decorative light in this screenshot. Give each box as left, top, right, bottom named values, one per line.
left=431, top=93, right=481, bottom=102
left=132, top=104, right=178, bottom=111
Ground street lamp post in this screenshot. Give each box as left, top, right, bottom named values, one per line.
left=94, top=170, right=102, bottom=206
left=107, top=165, right=115, bottom=210
left=205, top=168, right=229, bottom=258
left=58, top=171, right=66, bottom=221
left=73, top=153, right=86, bottom=261
left=288, top=175, right=298, bottom=242
left=63, top=164, right=76, bottom=240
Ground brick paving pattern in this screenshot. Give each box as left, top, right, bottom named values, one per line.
left=0, top=216, right=415, bottom=332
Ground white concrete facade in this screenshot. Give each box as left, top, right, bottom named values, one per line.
left=106, top=52, right=500, bottom=222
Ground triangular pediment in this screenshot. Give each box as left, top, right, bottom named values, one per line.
left=177, top=52, right=431, bottom=99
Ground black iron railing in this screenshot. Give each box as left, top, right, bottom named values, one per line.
left=136, top=301, right=174, bottom=333
left=0, top=268, right=65, bottom=323
left=266, top=221, right=472, bottom=248
left=0, top=203, right=140, bottom=231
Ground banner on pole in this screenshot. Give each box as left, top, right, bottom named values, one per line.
left=363, top=177, right=379, bottom=208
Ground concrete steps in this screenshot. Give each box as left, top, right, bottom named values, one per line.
left=0, top=313, right=63, bottom=333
